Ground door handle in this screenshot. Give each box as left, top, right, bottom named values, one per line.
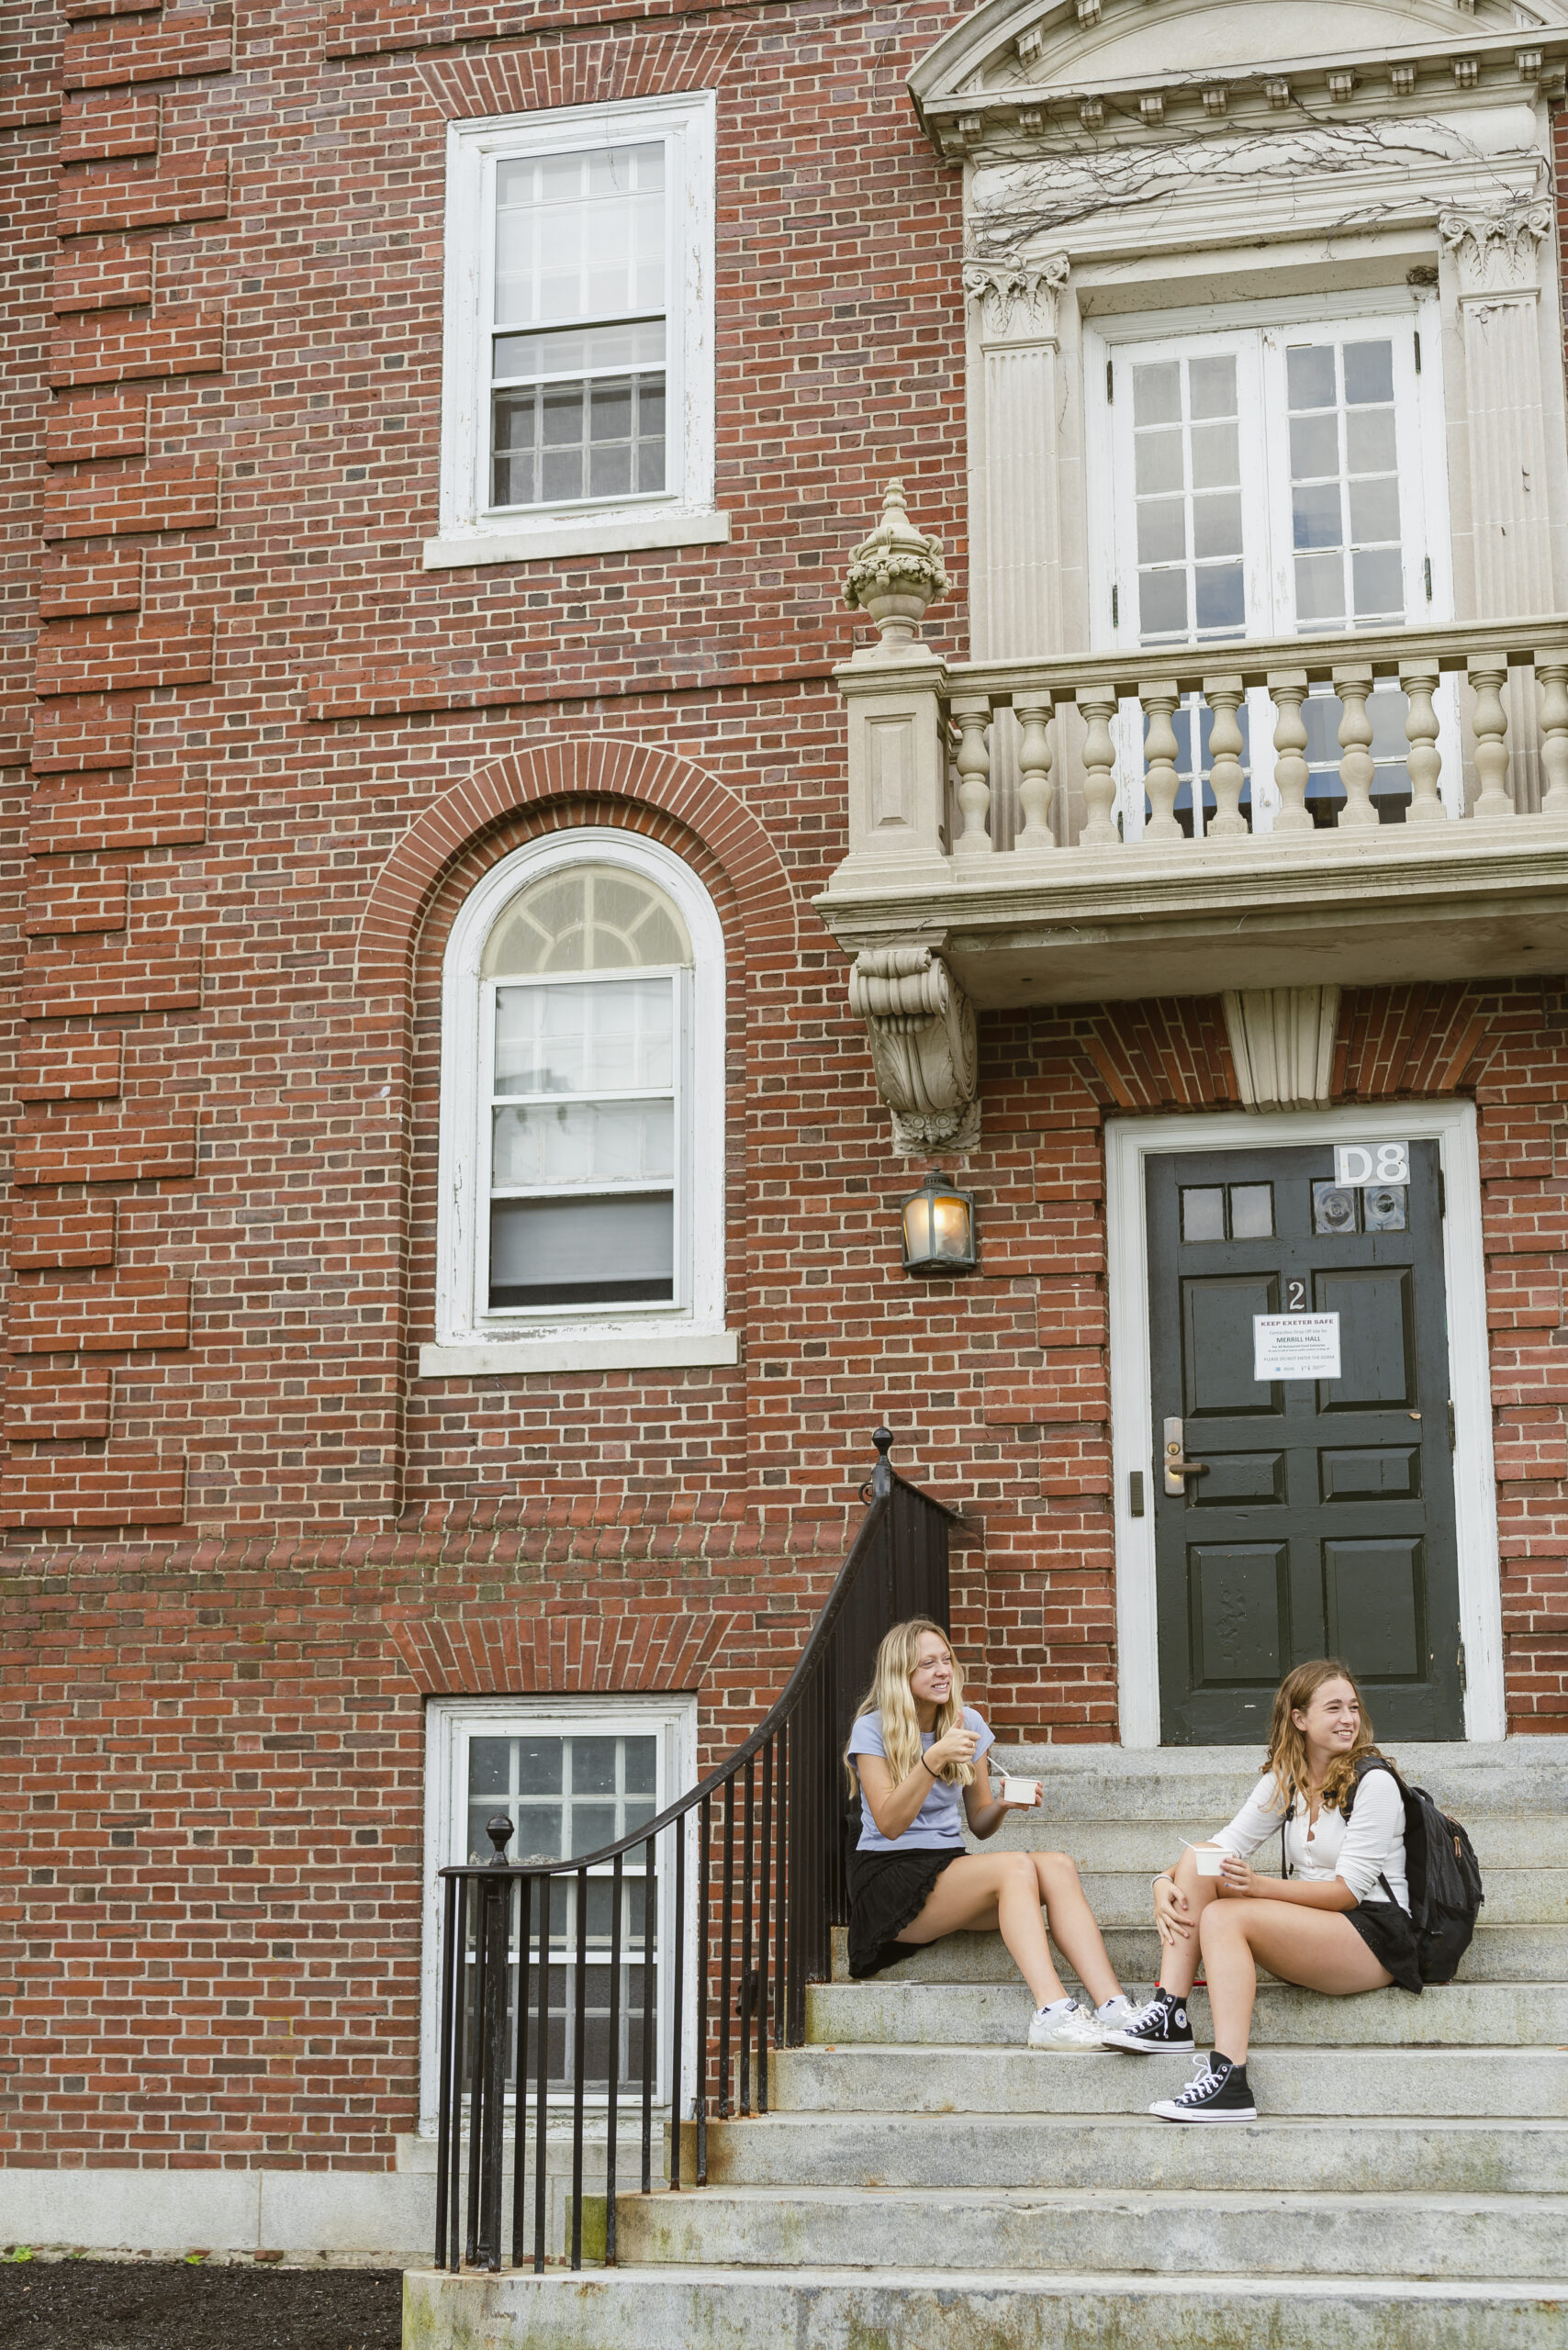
left=1162, top=1416, right=1210, bottom=1495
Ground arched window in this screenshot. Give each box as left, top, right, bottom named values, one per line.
left=430, top=830, right=733, bottom=1372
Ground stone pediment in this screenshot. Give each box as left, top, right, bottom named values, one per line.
left=911, top=0, right=1568, bottom=154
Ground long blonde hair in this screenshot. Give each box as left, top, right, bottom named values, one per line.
left=1262, top=1658, right=1385, bottom=1815
left=843, top=1617, right=972, bottom=1799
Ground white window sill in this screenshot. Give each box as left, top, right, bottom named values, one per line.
left=419, top=1330, right=741, bottom=1377
left=423, top=508, right=732, bottom=569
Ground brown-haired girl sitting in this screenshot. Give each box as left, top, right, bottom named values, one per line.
left=1103, top=1658, right=1421, bottom=2121
left=843, top=1616, right=1137, bottom=2048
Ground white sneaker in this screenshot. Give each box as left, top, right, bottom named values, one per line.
left=1092, top=1994, right=1141, bottom=2038
left=1027, top=2000, right=1105, bottom=2050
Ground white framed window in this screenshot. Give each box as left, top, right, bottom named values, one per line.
left=420, top=1695, right=698, bottom=2133
left=1086, top=293, right=1460, bottom=833
left=423, top=828, right=736, bottom=1377
left=428, top=93, right=728, bottom=569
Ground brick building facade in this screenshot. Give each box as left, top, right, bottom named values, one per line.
left=3, top=0, right=1566, bottom=2255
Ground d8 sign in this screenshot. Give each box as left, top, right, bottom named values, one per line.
left=1334, top=1140, right=1409, bottom=1187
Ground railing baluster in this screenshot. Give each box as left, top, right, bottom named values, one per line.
left=1140, top=682, right=1181, bottom=841
left=1399, top=664, right=1444, bottom=823
left=464, top=1875, right=487, bottom=2270
left=438, top=1874, right=462, bottom=2272
left=1469, top=659, right=1514, bottom=819
left=696, top=1793, right=711, bottom=2186
left=1268, top=671, right=1313, bottom=833
left=570, top=1868, right=588, bottom=2270
left=669, top=1818, right=686, bottom=2191
left=740, top=1756, right=756, bottom=2117
left=640, top=1835, right=655, bottom=2195
left=718, top=1777, right=735, bottom=2119
left=605, top=1854, right=622, bottom=2268
left=1539, top=661, right=1568, bottom=817
left=777, top=1714, right=791, bottom=2047
left=532, top=1874, right=549, bottom=2274
left=511, top=1876, right=531, bottom=2269
left=481, top=1861, right=510, bottom=2271
left=1076, top=688, right=1120, bottom=847
left=757, top=1737, right=773, bottom=2115
left=1334, top=666, right=1378, bottom=827
left=950, top=696, right=993, bottom=856
left=1014, top=695, right=1055, bottom=853
left=1204, top=676, right=1247, bottom=836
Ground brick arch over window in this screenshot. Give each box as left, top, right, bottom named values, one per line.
left=355, top=737, right=798, bottom=1003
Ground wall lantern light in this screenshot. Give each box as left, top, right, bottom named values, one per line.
left=900, top=1168, right=979, bottom=1277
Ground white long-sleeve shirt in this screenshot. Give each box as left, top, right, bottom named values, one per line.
left=1210, top=1768, right=1409, bottom=1911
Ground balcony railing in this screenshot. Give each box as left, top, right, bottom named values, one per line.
left=821, top=614, right=1568, bottom=1004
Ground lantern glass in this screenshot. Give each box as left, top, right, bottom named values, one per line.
left=900, top=1169, right=977, bottom=1275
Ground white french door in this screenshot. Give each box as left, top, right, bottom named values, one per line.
left=1088, top=298, right=1457, bottom=834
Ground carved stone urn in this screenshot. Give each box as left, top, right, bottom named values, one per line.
left=843, top=481, right=950, bottom=656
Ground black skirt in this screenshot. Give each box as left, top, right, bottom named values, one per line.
left=846, top=1845, right=964, bottom=1980
left=1348, top=1895, right=1424, bottom=1994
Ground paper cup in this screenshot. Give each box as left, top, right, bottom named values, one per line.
left=1192, top=1845, right=1226, bottom=1877
left=1000, top=1774, right=1040, bottom=1807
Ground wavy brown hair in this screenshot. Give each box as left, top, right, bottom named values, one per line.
left=843, top=1617, right=973, bottom=1800
left=1261, top=1658, right=1387, bottom=1815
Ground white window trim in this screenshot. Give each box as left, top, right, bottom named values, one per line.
left=428, top=93, right=726, bottom=570
left=1105, top=1102, right=1505, bottom=1750
left=419, top=1694, right=699, bottom=2136
left=425, top=826, right=732, bottom=1377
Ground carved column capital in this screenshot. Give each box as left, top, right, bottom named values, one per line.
left=848, top=946, right=980, bottom=1156
left=963, top=252, right=1070, bottom=343
left=1439, top=197, right=1551, bottom=296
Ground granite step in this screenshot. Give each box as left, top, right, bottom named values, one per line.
left=806, top=1975, right=1568, bottom=2048
left=602, top=2182, right=1568, bottom=2280
left=676, top=2111, right=1568, bottom=2196
left=403, top=2264, right=1568, bottom=2350
left=831, top=1920, right=1568, bottom=1985
left=771, top=2042, right=1568, bottom=2119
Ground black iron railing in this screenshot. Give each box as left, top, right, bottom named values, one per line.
left=431, top=1427, right=952, bottom=2274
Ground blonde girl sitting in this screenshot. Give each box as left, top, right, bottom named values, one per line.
left=843, top=1617, right=1137, bottom=2048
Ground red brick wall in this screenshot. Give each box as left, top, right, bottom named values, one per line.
left=2, top=0, right=1565, bottom=2175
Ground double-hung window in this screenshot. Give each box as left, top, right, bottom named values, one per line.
left=429, top=830, right=734, bottom=1375
left=1090, top=297, right=1456, bottom=832
left=431, top=95, right=723, bottom=567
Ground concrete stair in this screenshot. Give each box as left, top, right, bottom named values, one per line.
left=403, top=1739, right=1568, bottom=2349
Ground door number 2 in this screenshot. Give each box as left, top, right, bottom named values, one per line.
left=1286, top=1278, right=1307, bottom=1312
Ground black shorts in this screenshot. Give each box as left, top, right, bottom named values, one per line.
left=1348, top=1895, right=1424, bottom=1994
left=845, top=1846, right=965, bottom=1980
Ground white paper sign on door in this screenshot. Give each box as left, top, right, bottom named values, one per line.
left=1253, top=1313, right=1340, bottom=1381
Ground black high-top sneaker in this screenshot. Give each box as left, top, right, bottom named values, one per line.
left=1098, top=1986, right=1195, bottom=2053
left=1150, top=2053, right=1258, bottom=2123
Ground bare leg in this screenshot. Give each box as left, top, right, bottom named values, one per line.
left=1201, top=1899, right=1393, bottom=2065
left=1155, top=1850, right=1223, bottom=1998
left=1030, top=1852, right=1121, bottom=2009
left=898, top=1851, right=1070, bottom=2009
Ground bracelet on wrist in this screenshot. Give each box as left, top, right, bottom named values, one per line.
left=920, top=1752, right=940, bottom=1780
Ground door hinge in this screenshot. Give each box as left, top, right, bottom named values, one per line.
left=1457, top=1639, right=1467, bottom=1696
left=1424, top=554, right=1433, bottom=603
left=1112, top=584, right=1119, bottom=627
left=1107, top=358, right=1114, bottom=402
left=1447, top=1398, right=1456, bottom=1452
left=1438, top=1167, right=1446, bottom=1216
left=1129, top=1469, right=1145, bottom=1517
left=1414, top=330, right=1422, bottom=375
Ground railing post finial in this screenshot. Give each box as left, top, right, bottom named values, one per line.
left=871, top=1426, right=895, bottom=1496
left=485, top=1813, right=514, bottom=1863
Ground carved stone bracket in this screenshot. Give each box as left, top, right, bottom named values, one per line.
left=1439, top=196, right=1551, bottom=296
left=963, top=252, right=1070, bottom=343
left=1222, top=985, right=1341, bottom=1111
left=848, top=946, right=980, bottom=1156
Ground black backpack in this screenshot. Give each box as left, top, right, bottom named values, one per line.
left=1284, top=1756, right=1484, bottom=1985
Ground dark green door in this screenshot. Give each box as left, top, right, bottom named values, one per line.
left=1147, top=1140, right=1463, bottom=1744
